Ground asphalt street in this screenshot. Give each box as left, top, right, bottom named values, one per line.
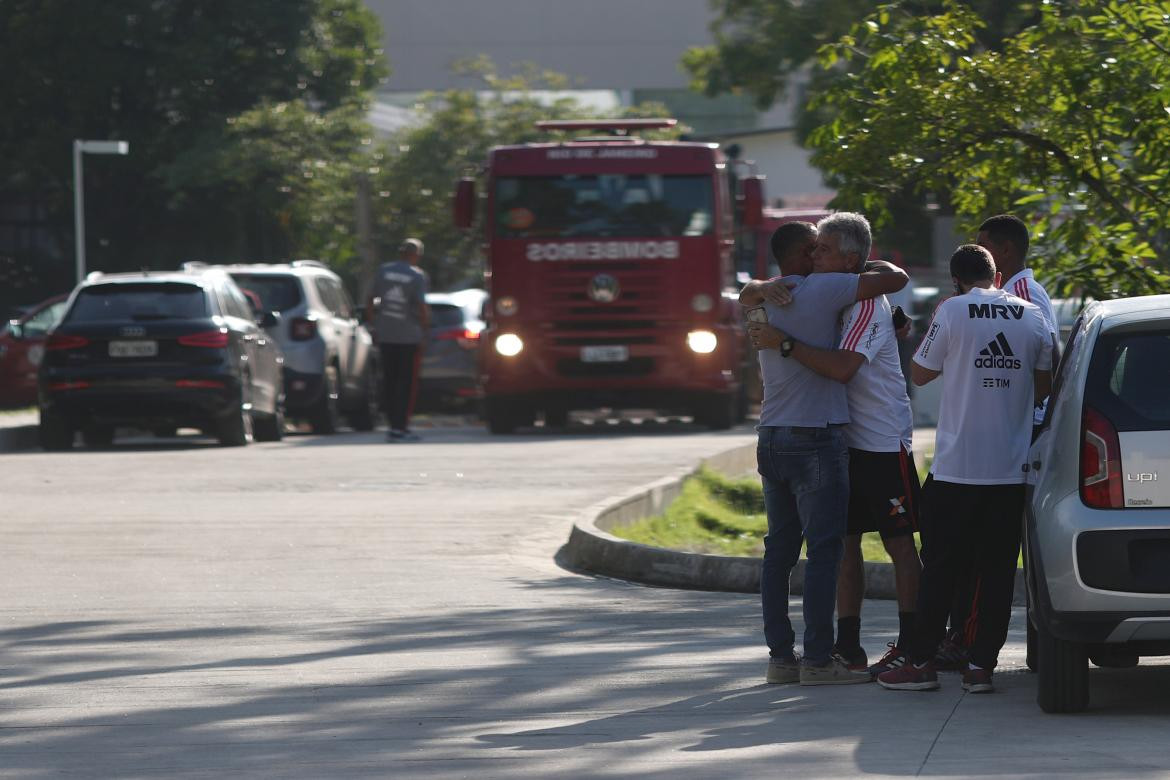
left=1, top=421, right=1168, bottom=778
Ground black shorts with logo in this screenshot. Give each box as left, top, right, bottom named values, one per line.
left=846, top=446, right=921, bottom=539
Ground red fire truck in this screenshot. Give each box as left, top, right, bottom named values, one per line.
left=453, top=118, right=765, bottom=433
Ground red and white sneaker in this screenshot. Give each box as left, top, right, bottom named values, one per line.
left=961, top=667, right=994, bottom=693
left=877, top=661, right=940, bottom=691
left=867, top=643, right=910, bottom=678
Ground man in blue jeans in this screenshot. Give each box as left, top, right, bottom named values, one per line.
left=741, top=214, right=908, bottom=685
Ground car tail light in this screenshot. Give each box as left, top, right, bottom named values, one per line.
left=47, top=381, right=90, bottom=391
left=46, top=333, right=89, bottom=351
left=1081, top=405, right=1123, bottom=509
left=178, top=329, right=229, bottom=348
left=290, top=317, right=318, bottom=341
left=175, top=379, right=225, bottom=389
left=435, top=327, right=480, bottom=350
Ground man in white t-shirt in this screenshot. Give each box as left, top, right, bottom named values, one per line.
left=751, top=213, right=921, bottom=679
left=878, top=244, right=1052, bottom=695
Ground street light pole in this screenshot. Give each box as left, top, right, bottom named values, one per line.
left=73, top=139, right=129, bottom=286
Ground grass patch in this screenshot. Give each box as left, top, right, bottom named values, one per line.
left=613, top=461, right=1022, bottom=568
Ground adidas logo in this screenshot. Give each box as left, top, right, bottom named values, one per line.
left=974, top=332, right=1021, bottom=369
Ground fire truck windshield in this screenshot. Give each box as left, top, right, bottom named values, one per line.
left=494, top=174, right=713, bottom=239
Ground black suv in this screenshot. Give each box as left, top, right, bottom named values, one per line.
left=38, top=271, right=285, bottom=449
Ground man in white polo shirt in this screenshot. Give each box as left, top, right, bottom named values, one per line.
left=878, top=244, right=1052, bottom=694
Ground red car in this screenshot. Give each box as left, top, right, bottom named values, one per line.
left=0, top=294, right=70, bottom=407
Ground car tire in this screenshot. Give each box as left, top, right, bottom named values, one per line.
left=1036, top=622, right=1089, bottom=713
left=347, top=366, right=381, bottom=432
left=217, top=399, right=254, bottom=447
left=696, top=392, right=735, bottom=430
left=253, top=404, right=284, bottom=442
left=310, top=365, right=341, bottom=435
left=81, top=424, right=115, bottom=449
left=1026, top=614, right=1038, bottom=673
left=39, top=410, right=74, bottom=451
left=485, top=398, right=531, bottom=435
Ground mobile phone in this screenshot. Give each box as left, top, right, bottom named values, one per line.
left=892, top=305, right=909, bottom=330
left=745, top=306, right=768, bottom=324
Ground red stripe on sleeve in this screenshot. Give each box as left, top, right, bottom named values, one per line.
left=1015, top=279, right=1031, bottom=301
left=843, top=298, right=875, bottom=351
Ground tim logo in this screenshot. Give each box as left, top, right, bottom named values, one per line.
left=975, top=332, right=1021, bottom=369
left=969, top=303, right=1025, bottom=320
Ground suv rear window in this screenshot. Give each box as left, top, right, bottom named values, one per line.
left=1086, top=326, right=1170, bottom=431
left=68, top=283, right=208, bottom=322
left=430, top=304, right=464, bottom=329
left=229, top=274, right=303, bottom=313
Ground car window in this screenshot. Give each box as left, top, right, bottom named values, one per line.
left=229, top=274, right=303, bottom=312
left=314, top=277, right=341, bottom=317
left=222, top=283, right=253, bottom=321
left=68, top=283, right=208, bottom=322
left=429, top=304, right=464, bottom=329
left=1085, top=325, right=1170, bottom=432
left=1039, top=314, right=1086, bottom=430
left=333, top=280, right=355, bottom=319
left=22, top=301, right=67, bottom=337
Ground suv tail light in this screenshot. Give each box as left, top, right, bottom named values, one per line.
left=46, top=333, right=90, bottom=351
left=1081, top=405, right=1123, bottom=509
left=178, top=329, right=229, bottom=348
left=435, top=327, right=480, bottom=350
left=290, top=316, right=318, bottom=341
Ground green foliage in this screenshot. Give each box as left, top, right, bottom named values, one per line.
left=0, top=0, right=386, bottom=290
left=807, top=0, right=1170, bottom=298
left=368, top=60, right=681, bottom=290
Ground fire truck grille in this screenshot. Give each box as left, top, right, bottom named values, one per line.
left=556, top=357, right=655, bottom=378
left=553, top=335, right=655, bottom=346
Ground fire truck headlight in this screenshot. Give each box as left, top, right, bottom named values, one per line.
left=691, top=293, right=714, bottom=313
left=495, top=333, right=524, bottom=357
left=495, top=296, right=518, bottom=316
left=687, top=330, right=718, bottom=354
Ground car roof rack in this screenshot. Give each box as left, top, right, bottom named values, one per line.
left=291, top=259, right=330, bottom=270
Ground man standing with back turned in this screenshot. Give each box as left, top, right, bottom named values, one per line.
left=878, top=245, right=1052, bottom=694
left=741, top=215, right=907, bottom=685
left=368, top=238, right=430, bottom=443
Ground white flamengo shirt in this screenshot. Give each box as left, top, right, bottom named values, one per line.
left=838, top=295, right=913, bottom=453
left=1002, top=268, right=1058, bottom=425
left=913, top=286, right=1053, bottom=485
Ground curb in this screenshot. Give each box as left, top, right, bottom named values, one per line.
left=561, top=442, right=1026, bottom=604
left=0, top=424, right=39, bottom=453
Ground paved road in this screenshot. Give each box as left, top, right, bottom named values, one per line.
left=1, top=423, right=1168, bottom=778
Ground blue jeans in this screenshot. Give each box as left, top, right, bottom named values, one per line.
left=758, top=426, right=849, bottom=665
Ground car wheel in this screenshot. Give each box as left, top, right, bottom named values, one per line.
left=485, top=398, right=531, bottom=435
left=310, top=365, right=341, bottom=434
left=81, top=424, right=115, bottom=449
left=347, top=366, right=381, bottom=432
left=39, top=410, right=74, bottom=451
left=217, top=395, right=254, bottom=447
left=695, top=392, right=735, bottom=430
left=1036, top=622, right=1089, bottom=713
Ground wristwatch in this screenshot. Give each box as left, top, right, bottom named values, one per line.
left=780, top=336, right=795, bottom=357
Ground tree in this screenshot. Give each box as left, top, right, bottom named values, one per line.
left=367, top=60, right=679, bottom=291
left=0, top=0, right=386, bottom=297
left=807, top=0, right=1170, bottom=297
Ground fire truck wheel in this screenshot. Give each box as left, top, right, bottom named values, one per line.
left=696, top=392, right=735, bottom=430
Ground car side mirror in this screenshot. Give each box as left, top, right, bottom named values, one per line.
left=256, top=311, right=280, bottom=329
left=6, top=320, right=23, bottom=340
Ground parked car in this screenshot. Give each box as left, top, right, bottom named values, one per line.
left=1026, top=294, right=1170, bottom=713
left=419, top=288, right=487, bottom=410
left=0, top=294, right=69, bottom=407
left=190, top=261, right=380, bottom=433
left=38, top=270, right=285, bottom=448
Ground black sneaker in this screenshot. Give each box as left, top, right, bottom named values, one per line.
left=933, top=636, right=969, bottom=672
left=867, top=643, right=911, bottom=678
left=831, top=645, right=868, bottom=672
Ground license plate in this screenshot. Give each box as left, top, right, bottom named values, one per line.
left=108, top=340, right=158, bottom=358
left=581, top=345, right=629, bottom=363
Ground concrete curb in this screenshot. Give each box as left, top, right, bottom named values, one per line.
left=561, top=442, right=1026, bottom=604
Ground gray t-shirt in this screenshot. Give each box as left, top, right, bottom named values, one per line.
left=757, top=273, right=859, bottom=428
left=371, top=260, right=429, bottom=344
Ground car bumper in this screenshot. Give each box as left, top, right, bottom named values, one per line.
left=40, top=375, right=242, bottom=428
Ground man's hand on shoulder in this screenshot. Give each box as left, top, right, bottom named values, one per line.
left=856, top=260, right=909, bottom=301
left=739, top=278, right=795, bottom=307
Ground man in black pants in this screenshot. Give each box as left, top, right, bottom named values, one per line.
left=878, top=245, right=1052, bottom=693
left=367, top=238, right=430, bottom=442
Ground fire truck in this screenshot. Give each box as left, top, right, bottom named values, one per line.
left=453, top=118, right=765, bottom=434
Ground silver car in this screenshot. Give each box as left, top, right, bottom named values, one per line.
left=1027, top=294, right=1170, bottom=712
left=419, top=289, right=487, bottom=411
left=188, top=261, right=381, bottom=433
